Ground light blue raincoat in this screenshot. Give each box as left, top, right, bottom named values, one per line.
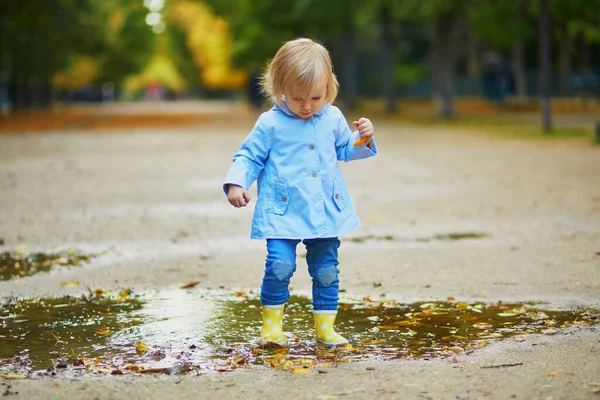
left=223, top=102, right=378, bottom=239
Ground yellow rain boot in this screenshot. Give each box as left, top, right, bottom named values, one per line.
left=313, top=310, right=348, bottom=346
left=261, top=304, right=287, bottom=345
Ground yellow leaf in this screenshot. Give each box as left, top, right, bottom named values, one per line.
left=547, top=369, right=560, bottom=377
left=14, top=245, right=28, bottom=255
left=473, top=322, right=493, bottom=329
left=95, top=328, right=111, bottom=335
left=400, top=329, right=418, bottom=337
left=291, top=368, right=311, bottom=374
left=60, top=281, right=79, bottom=288
left=377, top=325, right=400, bottom=330
left=119, top=288, right=131, bottom=297
left=136, top=342, right=151, bottom=352
left=448, top=346, right=464, bottom=354
left=1, top=375, right=27, bottom=380
left=393, top=320, right=419, bottom=326
left=541, top=328, right=558, bottom=335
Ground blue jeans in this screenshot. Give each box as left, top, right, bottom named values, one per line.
left=260, top=237, right=341, bottom=311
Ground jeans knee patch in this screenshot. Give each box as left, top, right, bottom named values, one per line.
left=271, top=259, right=295, bottom=281
left=316, top=265, right=339, bottom=286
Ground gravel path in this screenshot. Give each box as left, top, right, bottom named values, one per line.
left=1, top=103, right=599, bottom=399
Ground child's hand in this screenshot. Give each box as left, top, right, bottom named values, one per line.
left=226, top=184, right=251, bottom=207
left=352, top=117, right=374, bottom=146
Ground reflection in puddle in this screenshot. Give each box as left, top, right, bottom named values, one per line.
left=0, top=251, right=96, bottom=281
left=0, top=290, right=597, bottom=378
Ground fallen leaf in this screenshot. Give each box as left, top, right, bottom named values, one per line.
left=291, top=368, right=311, bottom=374
left=136, top=341, right=151, bottom=352
left=14, top=245, right=28, bottom=255
left=140, top=368, right=169, bottom=374
left=541, top=328, right=558, bottom=335
left=393, top=320, right=419, bottom=327
left=1, top=374, right=27, bottom=380
left=448, top=346, right=465, bottom=354
left=547, top=369, right=560, bottom=377
left=60, top=281, right=79, bottom=288
left=181, top=281, right=200, bottom=289
left=95, top=328, right=111, bottom=335
left=376, top=325, right=400, bottom=330
left=473, top=322, right=493, bottom=329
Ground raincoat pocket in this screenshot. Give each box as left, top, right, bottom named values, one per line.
left=274, top=182, right=289, bottom=215
left=332, top=179, right=346, bottom=211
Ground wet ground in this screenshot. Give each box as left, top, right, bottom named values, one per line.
left=0, top=101, right=599, bottom=399
left=1, top=287, right=597, bottom=378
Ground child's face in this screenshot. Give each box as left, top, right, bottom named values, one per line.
left=284, top=79, right=327, bottom=119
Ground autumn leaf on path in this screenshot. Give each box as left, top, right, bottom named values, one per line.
left=136, top=341, right=151, bottom=353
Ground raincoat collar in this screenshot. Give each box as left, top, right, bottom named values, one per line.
left=275, top=98, right=329, bottom=118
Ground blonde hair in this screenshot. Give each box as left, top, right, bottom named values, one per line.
left=261, top=38, right=339, bottom=105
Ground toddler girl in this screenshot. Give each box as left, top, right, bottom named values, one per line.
left=223, top=38, right=377, bottom=346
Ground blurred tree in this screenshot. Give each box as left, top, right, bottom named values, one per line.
left=468, top=0, right=534, bottom=99
left=123, top=34, right=186, bottom=95
left=167, top=0, right=246, bottom=90
left=92, top=0, right=155, bottom=88
left=539, top=0, right=552, bottom=132
left=550, top=0, right=600, bottom=97
left=0, top=0, right=156, bottom=109
left=396, top=0, right=470, bottom=118
left=203, top=0, right=361, bottom=108
left=0, top=0, right=102, bottom=109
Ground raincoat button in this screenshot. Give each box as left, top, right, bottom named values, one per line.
left=335, top=194, right=340, bottom=199
left=312, top=172, right=317, bottom=177
left=281, top=196, right=287, bottom=202
left=309, top=145, right=315, bottom=150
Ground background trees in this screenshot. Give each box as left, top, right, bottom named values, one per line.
left=1, top=0, right=599, bottom=131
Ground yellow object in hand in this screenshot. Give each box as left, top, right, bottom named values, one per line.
left=353, top=136, right=367, bottom=146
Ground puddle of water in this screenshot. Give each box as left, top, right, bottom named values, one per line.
left=349, top=232, right=490, bottom=244
left=0, top=251, right=95, bottom=281
left=0, top=290, right=597, bottom=378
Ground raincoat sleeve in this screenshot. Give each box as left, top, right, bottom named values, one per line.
left=335, top=112, right=378, bottom=162
left=223, top=118, right=271, bottom=194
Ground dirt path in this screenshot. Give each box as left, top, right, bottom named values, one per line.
left=1, top=103, right=599, bottom=399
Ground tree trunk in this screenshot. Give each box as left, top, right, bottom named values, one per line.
left=341, top=0, right=357, bottom=111
left=431, top=16, right=459, bottom=119
left=466, top=30, right=480, bottom=95
left=538, top=0, right=552, bottom=133
left=558, top=34, right=572, bottom=96
left=379, top=4, right=397, bottom=113
left=512, top=41, right=527, bottom=98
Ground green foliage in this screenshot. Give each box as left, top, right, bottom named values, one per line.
left=0, top=0, right=156, bottom=91
left=395, top=64, right=429, bottom=85
left=165, top=23, right=200, bottom=90
left=92, top=0, right=155, bottom=85
left=0, top=0, right=101, bottom=76
left=467, top=0, right=534, bottom=49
